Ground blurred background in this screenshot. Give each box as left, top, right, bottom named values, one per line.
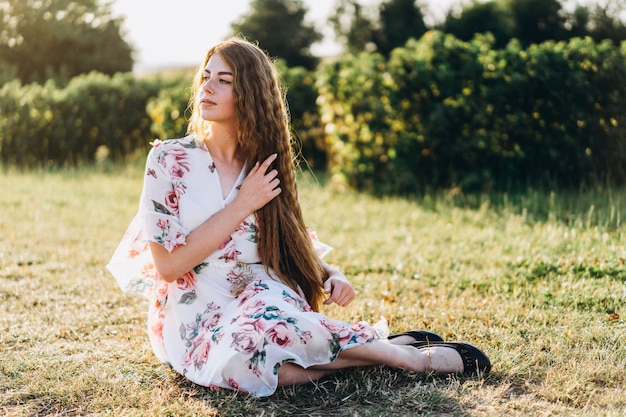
left=1, top=0, right=626, bottom=194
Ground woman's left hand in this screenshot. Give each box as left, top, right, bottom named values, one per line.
left=323, top=273, right=356, bottom=307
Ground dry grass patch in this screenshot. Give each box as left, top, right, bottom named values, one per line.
left=1, top=168, right=625, bottom=416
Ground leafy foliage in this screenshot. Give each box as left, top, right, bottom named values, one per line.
left=0, top=73, right=160, bottom=166
left=231, top=0, right=321, bottom=70
left=441, top=0, right=626, bottom=48
left=443, top=0, right=515, bottom=48
left=375, top=0, right=427, bottom=56
left=330, top=0, right=427, bottom=56
left=0, top=64, right=328, bottom=169
left=318, top=31, right=626, bottom=194
left=0, top=0, right=132, bottom=85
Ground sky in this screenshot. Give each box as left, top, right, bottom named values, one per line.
left=110, top=0, right=457, bottom=71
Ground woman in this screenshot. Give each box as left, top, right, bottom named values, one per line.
left=107, top=37, right=490, bottom=397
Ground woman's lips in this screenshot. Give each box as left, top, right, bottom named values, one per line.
left=201, top=98, right=217, bottom=106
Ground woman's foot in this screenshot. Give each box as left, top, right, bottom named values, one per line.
left=415, top=342, right=491, bottom=375
left=388, top=329, right=444, bottom=345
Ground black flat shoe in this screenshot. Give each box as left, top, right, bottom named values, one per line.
left=414, top=342, right=491, bottom=375
left=388, top=329, right=444, bottom=343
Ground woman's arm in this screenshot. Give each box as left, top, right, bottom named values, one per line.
left=151, top=154, right=281, bottom=282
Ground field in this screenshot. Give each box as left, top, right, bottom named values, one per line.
left=1, top=166, right=625, bottom=416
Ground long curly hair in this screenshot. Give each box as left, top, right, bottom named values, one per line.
left=187, top=38, right=328, bottom=311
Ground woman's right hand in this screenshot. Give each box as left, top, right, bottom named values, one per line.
left=236, top=153, right=282, bottom=213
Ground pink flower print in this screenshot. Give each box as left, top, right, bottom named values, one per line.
left=181, top=332, right=211, bottom=370
left=164, top=183, right=187, bottom=215
left=227, top=263, right=255, bottom=296
left=282, top=290, right=312, bottom=312
left=194, top=337, right=211, bottom=369
left=155, top=144, right=190, bottom=177
left=219, top=238, right=240, bottom=263
left=156, top=218, right=168, bottom=229
left=228, top=378, right=249, bottom=394
left=141, top=261, right=157, bottom=280
left=350, top=321, right=378, bottom=343
left=151, top=276, right=169, bottom=310
left=176, top=271, right=197, bottom=291
left=231, top=321, right=265, bottom=355
left=169, top=161, right=190, bottom=180
left=172, top=156, right=190, bottom=176
left=219, top=236, right=232, bottom=250
left=320, top=318, right=353, bottom=345
left=235, top=220, right=259, bottom=243
left=167, top=147, right=190, bottom=167
left=128, top=241, right=149, bottom=260
left=266, top=321, right=297, bottom=348
left=300, top=330, right=313, bottom=344
left=200, top=311, right=222, bottom=330
left=208, top=384, right=223, bottom=392
left=237, top=281, right=268, bottom=307
left=164, top=189, right=179, bottom=213
left=235, top=222, right=246, bottom=234
left=242, top=299, right=266, bottom=316
left=150, top=312, right=165, bottom=341
left=163, top=230, right=186, bottom=252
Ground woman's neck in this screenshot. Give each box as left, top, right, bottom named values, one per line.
left=204, top=124, right=239, bottom=163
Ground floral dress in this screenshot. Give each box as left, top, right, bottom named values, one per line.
left=106, top=136, right=387, bottom=397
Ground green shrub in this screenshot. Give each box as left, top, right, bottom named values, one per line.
left=318, top=31, right=626, bottom=194
left=0, top=65, right=325, bottom=168
left=0, top=72, right=161, bottom=167
left=276, top=61, right=327, bottom=169
left=147, top=80, right=192, bottom=141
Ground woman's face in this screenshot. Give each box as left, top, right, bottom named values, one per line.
left=198, top=53, right=236, bottom=125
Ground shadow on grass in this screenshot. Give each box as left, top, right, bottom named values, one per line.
left=173, top=366, right=484, bottom=416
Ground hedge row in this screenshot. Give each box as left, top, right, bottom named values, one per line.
left=0, top=65, right=324, bottom=169
left=2, top=32, right=625, bottom=194
left=318, top=32, right=626, bottom=193
left=0, top=73, right=160, bottom=166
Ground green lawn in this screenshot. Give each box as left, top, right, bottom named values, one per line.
left=1, top=167, right=625, bottom=416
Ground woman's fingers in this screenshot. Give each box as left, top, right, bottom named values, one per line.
left=262, top=153, right=278, bottom=170
left=323, top=277, right=356, bottom=306
left=237, top=154, right=282, bottom=211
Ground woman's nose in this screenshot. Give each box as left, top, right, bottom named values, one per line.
left=203, top=78, right=214, bottom=92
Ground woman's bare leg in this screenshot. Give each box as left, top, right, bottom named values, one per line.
left=277, top=341, right=463, bottom=386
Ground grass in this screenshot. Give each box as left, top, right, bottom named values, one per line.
left=1, top=166, right=625, bottom=416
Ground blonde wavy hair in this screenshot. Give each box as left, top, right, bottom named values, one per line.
left=187, top=38, right=328, bottom=311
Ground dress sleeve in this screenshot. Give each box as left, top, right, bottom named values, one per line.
left=106, top=142, right=190, bottom=297
left=138, top=143, right=190, bottom=252
left=307, top=228, right=333, bottom=258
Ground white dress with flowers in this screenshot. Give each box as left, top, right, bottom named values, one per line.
left=107, top=136, right=386, bottom=397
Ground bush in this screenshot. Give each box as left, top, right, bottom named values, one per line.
left=276, top=61, right=327, bottom=170
left=146, top=74, right=192, bottom=141
left=0, top=72, right=161, bottom=167
left=318, top=31, right=626, bottom=194
left=0, top=65, right=326, bottom=169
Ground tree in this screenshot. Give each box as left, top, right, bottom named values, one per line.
left=376, top=0, right=427, bottom=56
left=582, top=0, right=626, bottom=44
left=231, top=0, right=322, bottom=69
left=506, top=0, right=567, bottom=45
left=0, top=0, right=133, bottom=85
left=329, top=0, right=378, bottom=53
left=331, top=0, right=427, bottom=56
left=442, top=0, right=515, bottom=48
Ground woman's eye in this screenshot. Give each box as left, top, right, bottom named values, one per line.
left=220, top=79, right=232, bottom=84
